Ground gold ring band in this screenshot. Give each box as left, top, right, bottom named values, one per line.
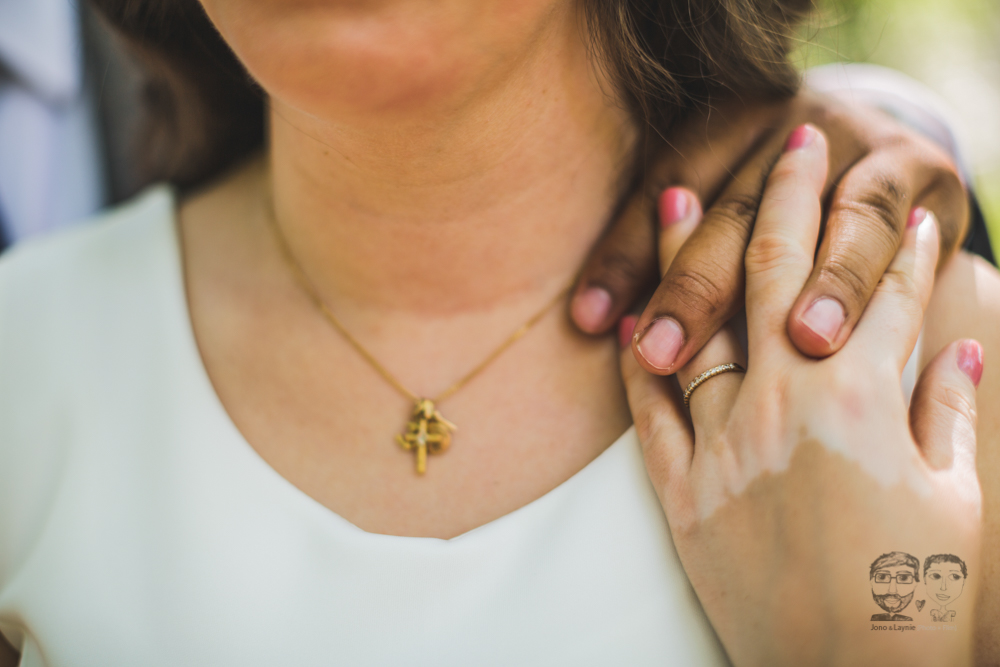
left=683, top=363, right=746, bottom=408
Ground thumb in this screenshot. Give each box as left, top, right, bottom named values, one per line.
left=910, top=339, right=982, bottom=476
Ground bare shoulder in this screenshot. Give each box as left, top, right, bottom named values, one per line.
left=921, top=250, right=1000, bottom=664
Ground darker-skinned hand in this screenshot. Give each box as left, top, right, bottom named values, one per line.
left=570, top=90, right=969, bottom=373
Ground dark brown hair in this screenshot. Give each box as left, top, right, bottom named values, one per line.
left=88, top=0, right=812, bottom=191
left=923, top=554, right=968, bottom=579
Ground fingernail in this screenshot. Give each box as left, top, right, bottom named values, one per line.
left=659, top=187, right=691, bottom=228
left=619, top=315, right=638, bottom=349
left=784, top=124, right=816, bottom=152
left=635, top=318, right=685, bottom=370
left=799, top=297, right=845, bottom=344
left=907, top=206, right=929, bottom=229
left=571, top=287, right=612, bottom=332
left=957, top=340, right=984, bottom=388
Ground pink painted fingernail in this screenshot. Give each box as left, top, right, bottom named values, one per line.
left=957, top=340, right=984, bottom=388
left=784, top=124, right=816, bottom=152
left=799, top=297, right=845, bottom=344
left=619, top=315, right=638, bottom=350
left=907, top=206, right=929, bottom=229
left=635, top=317, right=685, bottom=370
left=571, top=287, right=612, bottom=332
left=659, top=187, right=691, bottom=228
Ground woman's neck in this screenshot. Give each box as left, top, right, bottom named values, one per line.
left=266, top=7, right=635, bottom=317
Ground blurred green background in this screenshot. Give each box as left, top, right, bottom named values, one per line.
left=796, top=0, right=1000, bottom=254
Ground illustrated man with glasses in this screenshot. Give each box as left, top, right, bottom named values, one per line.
left=870, top=552, right=919, bottom=621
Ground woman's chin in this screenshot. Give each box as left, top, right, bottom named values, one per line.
left=199, top=0, right=567, bottom=123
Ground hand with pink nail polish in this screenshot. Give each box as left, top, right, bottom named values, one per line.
left=570, top=89, right=974, bottom=376
left=621, top=128, right=983, bottom=666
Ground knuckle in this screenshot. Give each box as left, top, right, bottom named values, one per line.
left=929, top=384, right=978, bottom=430
left=826, top=362, right=882, bottom=415
left=835, top=174, right=909, bottom=240
left=662, top=265, right=730, bottom=319
left=815, top=257, right=877, bottom=306
left=877, top=267, right=927, bottom=323
left=632, top=399, right=673, bottom=445
left=744, top=233, right=808, bottom=277
left=633, top=405, right=659, bottom=444
left=710, top=192, right=762, bottom=233
left=878, top=265, right=921, bottom=303
left=873, top=174, right=908, bottom=207
left=826, top=359, right=857, bottom=396
left=767, top=159, right=802, bottom=186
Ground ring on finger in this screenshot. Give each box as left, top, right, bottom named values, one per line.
left=683, top=363, right=746, bottom=408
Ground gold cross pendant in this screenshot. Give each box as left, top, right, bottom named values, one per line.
left=395, top=399, right=457, bottom=474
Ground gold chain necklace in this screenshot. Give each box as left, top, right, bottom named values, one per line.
left=266, top=207, right=572, bottom=475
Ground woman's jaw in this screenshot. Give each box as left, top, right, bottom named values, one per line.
left=200, top=0, right=637, bottom=315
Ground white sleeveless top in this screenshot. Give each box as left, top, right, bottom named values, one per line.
left=0, top=188, right=727, bottom=666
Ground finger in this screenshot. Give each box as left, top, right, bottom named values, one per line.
left=787, top=143, right=967, bottom=357
left=570, top=189, right=659, bottom=334
left=570, top=100, right=779, bottom=336
left=619, top=316, right=695, bottom=484
left=630, top=127, right=792, bottom=374
left=848, top=210, right=940, bottom=371
left=910, top=339, right=981, bottom=480
left=645, top=97, right=785, bottom=203
left=658, top=187, right=703, bottom=274
left=673, top=324, right=746, bottom=442
left=744, top=125, right=829, bottom=354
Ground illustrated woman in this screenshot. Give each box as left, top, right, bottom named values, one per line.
left=1, top=0, right=999, bottom=665
left=925, top=554, right=969, bottom=623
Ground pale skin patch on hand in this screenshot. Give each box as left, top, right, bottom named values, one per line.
left=795, top=417, right=934, bottom=500
left=691, top=417, right=933, bottom=524
left=670, top=439, right=979, bottom=667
